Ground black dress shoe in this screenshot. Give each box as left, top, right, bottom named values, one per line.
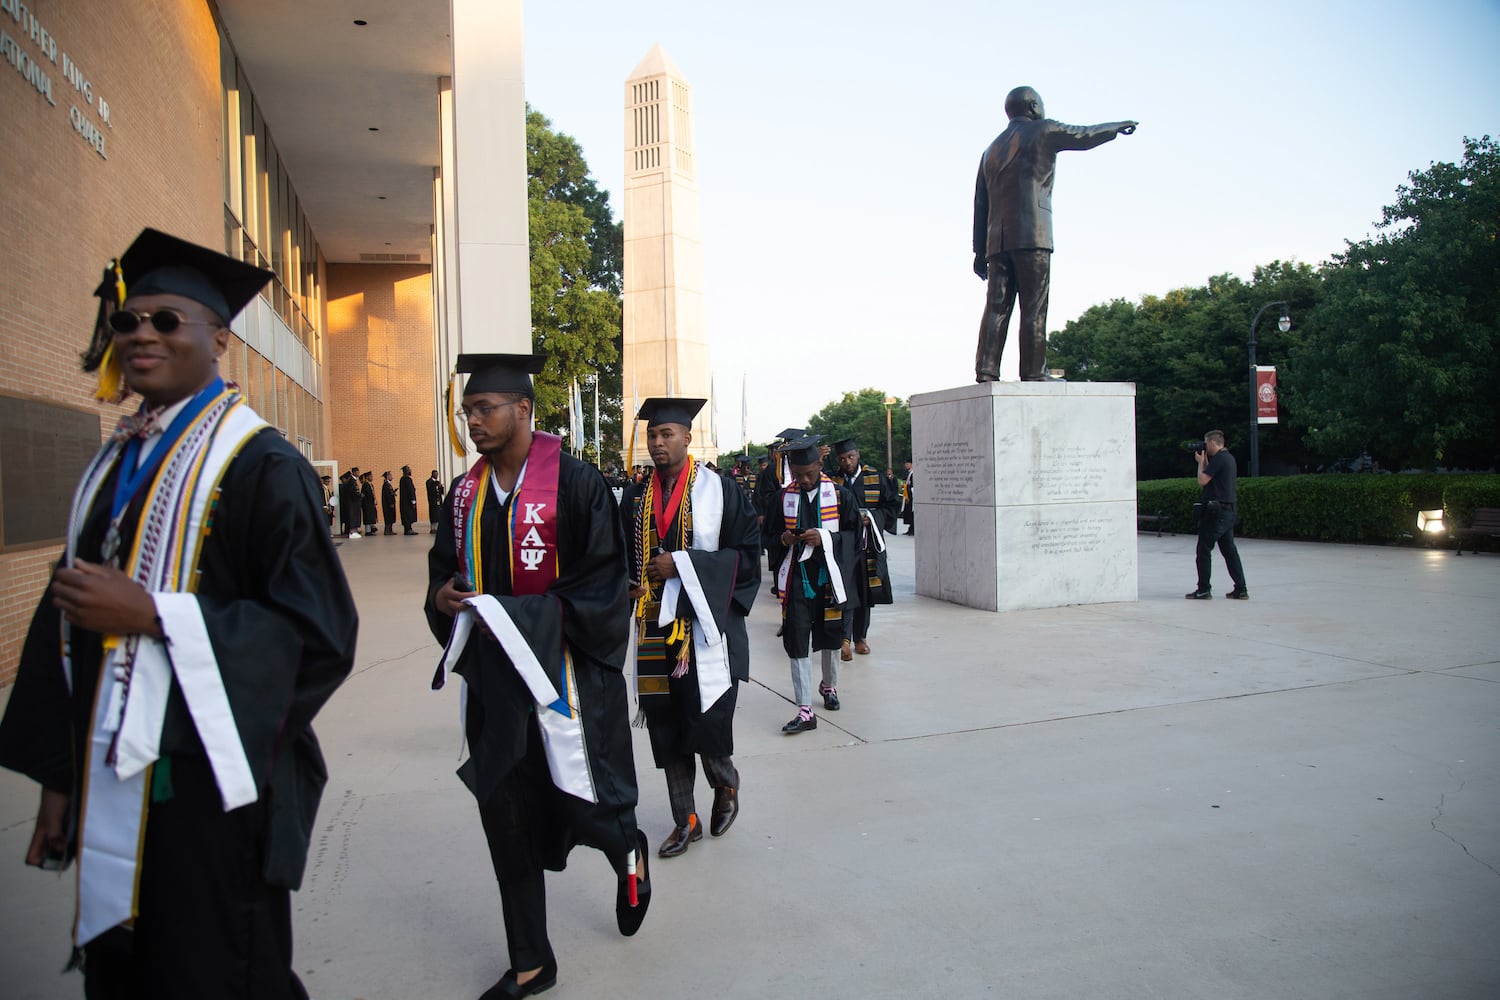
left=782, top=713, right=817, bottom=734
left=1226, top=588, right=1249, bottom=600
left=616, top=829, right=651, bottom=936
left=1184, top=589, right=1213, bottom=599
left=479, top=959, right=557, bottom=999
left=710, top=787, right=738, bottom=837
left=820, top=686, right=840, bottom=711
left=657, top=814, right=702, bottom=857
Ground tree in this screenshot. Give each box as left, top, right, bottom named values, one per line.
left=526, top=108, right=624, bottom=463
left=1285, top=136, right=1499, bottom=470
left=1048, top=262, right=1320, bottom=479
left=805, top=389, right=912, bottom=473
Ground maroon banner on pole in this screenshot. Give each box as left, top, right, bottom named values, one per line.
left=1256, top=366, right=1278, bottom=424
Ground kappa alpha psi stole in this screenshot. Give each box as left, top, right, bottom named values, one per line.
left=448, top=432, right=561, bottom=596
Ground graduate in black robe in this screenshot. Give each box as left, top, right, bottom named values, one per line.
left=765, top=437, right=863, bottom=734
left=360, top=473, right=378, bottom=533
left=619, top=399, right=760, bottom=857
left=425, top=353, right=649, bottom=1000
left=338, top=470, right=361, bottom=536
left=399, top=465, right=419, bottom=534
left=833, top=438, right=899, bottom=655
left=426, top=469, right=445, bottom=533
left=0, top=228, right=357, bottom=999
left=380, top=471, right=397, bottom=534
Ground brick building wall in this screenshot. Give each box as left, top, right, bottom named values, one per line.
left=325, top=263, right=438, bottom=520
left=0, top=0, right=224, bottom=684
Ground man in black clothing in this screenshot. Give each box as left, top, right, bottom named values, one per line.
left=399, top=465, right=418, bottom=535
left=1186, top=430, right=1248, bottom=600
left=0, top=228, right=356, bottom=998
left=360, top=472, right=377, bottom=534
left=426, top=353, right=650, bottom=998
left=426, top=469, right=445, bottom=534
left=339, top=470, right=361, bottom=538
left=833, top=438, right=899, bottom=657
left=381, top=471, right=397, bottom=535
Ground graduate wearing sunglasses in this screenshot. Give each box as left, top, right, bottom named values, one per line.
left=0, top=229, right=357, bottom=998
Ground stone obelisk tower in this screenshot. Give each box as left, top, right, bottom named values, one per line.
left=622, top=44, right=716, bottom=463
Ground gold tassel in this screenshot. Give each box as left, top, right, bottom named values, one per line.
left=92, top=260, right=127, bottom=403
left=93, top=342, right=125, bottom=403
left=445, top=373, right=467, bottom=457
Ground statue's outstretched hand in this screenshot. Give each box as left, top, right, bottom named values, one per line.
left=1118, top=122, right=1138, bottom=135
left=973, top=252, right=988, bottom=279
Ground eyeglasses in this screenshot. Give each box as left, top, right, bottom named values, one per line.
left=108, top=309, right=220, bottom=335
left=458, top=399, right=521, bottom=420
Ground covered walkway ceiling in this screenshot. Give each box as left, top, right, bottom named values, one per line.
left=215, top=1, right=451, bottom=263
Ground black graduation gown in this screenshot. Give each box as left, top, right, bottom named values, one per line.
left=426, top=476, right=445, bottom=521
left=842, top=463, right=897, bottom=608
left=619, top=469, right=761, bottom=765
left=338, top=477, right=359, bottom=532
left=424, top=454, right=638, bottom=876
left=381, top=480, right=397, bottom=525
left=399, top=474, right=418, bottom=526
left=765, top=480, right=863, bottom=654
left=0, top=430, right=358, bottom=973
left=360, top=481, right=377, bottom=523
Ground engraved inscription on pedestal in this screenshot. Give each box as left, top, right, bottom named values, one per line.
left=1024, top=513, right=1110, bottom=556
left=925, top=439, right=985, bottom=504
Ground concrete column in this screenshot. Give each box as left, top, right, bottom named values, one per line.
left=448, top=0, right=530, bottom=354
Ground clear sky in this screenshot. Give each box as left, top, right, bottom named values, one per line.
left=523, top=0, right=1500, bottom=447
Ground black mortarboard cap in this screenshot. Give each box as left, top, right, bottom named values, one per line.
left=774, top=427, right=805, bottom=442
left=635, top=396, right=707, bottom=427
left=456, top=353, right=546, bottom=398
left=782, top=435, right=824, bottom=466
left=833, top=438, right=859, bottom=455
left=96, top=228, right=273, bottom=324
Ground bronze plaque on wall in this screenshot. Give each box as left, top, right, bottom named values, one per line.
left=1, top=396, right=103, bottom=550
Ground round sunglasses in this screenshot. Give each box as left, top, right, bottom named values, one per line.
left=108, top=309, right=221, bottom=335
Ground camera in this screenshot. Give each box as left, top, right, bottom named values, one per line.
left=1184, top=440, right=1207, bottom=454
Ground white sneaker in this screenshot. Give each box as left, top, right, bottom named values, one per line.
left=349, top=531, right=361, bottom=539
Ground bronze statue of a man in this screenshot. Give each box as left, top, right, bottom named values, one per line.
left=972, top=87, right=1136, bottom=382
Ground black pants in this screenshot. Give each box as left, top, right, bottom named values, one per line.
left=663, top=755, right=738, bottom=828
left=82, top=756, right=305, bottom=1000
left=976, top=249, right=1052, bottom=380
left=1196, top=506, right=1246, bottom=591
left=843, top=604, right=872, bottom=643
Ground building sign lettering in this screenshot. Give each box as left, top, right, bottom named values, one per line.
left=1, top=0, right=113, bottom=160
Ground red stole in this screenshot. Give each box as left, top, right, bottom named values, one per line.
left=450, top=432, right=563, bottom=595
left=508, top=433, right=562, bottom=594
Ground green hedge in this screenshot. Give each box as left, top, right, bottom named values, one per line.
left=1137, top=473, right=1500, bottom=545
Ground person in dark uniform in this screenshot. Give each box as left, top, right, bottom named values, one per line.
left=0, top=228, right=357, bottom=999
left=426, top=353, right=651, bottom=998
left=360, top=472, right=377, bottom=534
left=1186, top=430, right=1248, bottom=600
left=338, top=469, right=361, bottom=538
left=426, top=468, right=445, bottom=534
left=765, top=436, right=862, bottom=733
left=399, top=465, right=418, bottom=535
left=833, top=438, right=899, bottom=657
left=619, top=399, right=759, bottom=858
left=380, top=471, right=397, bottom=535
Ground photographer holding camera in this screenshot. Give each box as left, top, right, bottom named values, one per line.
left=1186, top=430, right=1248, bottom=600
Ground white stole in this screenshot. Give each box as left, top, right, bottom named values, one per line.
left=74, top=400, right=267, bottom=946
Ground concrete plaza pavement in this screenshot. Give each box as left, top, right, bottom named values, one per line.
left=3, top=526, right=1498, bottom=998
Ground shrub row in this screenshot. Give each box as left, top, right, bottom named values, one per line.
left=1137, top=473, right=1500, bottom=545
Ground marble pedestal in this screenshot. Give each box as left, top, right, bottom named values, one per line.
left=909, top=381, right=1138, bottom=612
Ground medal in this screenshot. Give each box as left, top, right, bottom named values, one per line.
left=101, top=523, right=122, bottom=565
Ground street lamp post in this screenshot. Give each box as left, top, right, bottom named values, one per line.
left=884, top=396, right=898, bottom=473
left=1247, top=301, right=1290, bottom=478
